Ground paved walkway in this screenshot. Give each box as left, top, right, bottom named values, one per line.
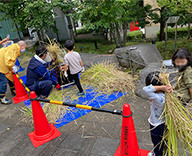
left=0, top=89, right=154, bottom=156
left=0, top=54, right=153, bottom=156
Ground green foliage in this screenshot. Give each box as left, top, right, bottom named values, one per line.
left=21, top=0, right=58, bottom=32
left=76, top=27, right=92, bottom=35
left=156, top=39, right=192, bottom=59
left=77, top=0, right=154, bottom=47
left=157, top=26, right=192, bottom=40
left=126, top=30, right=143, bottom=41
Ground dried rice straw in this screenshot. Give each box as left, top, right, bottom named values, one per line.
left=159, top=72, right=192, bottom=156
left=81, top=62, right=135, bottom=95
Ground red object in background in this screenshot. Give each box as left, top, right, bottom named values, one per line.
left=133, top=21, right=136, bottom=31
left=28, top=91, right=61, bottom=148
left=130, top=23, right=133, bottom=31
left=114, top=103, right=150, bottom=156
left=12, top=73, right=29, bottom=104
left=136, top=21, right=140, bottom=30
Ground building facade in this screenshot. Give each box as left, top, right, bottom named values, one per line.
left=144, top=0, right=160, bottom=39
left=0, top=12, right=23, bottom=41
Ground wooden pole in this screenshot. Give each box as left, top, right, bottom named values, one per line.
left=175, top=22, right=177, bottom=52
left=165, top=23, right=168, bottom=51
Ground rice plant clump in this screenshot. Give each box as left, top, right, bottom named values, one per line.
left=159, top=72, right=192, bottom=156
left=81, top=62, right=135, bottom=94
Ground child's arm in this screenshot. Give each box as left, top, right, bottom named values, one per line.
left=80, top=60, right=85, bottom=72
left=153, top=85, right=173, bottom=93
left=64, top=64, right=68, bottom=72
left=80, top=60, right=84, bottom=67
left=143, top=84, right=172, bottom=100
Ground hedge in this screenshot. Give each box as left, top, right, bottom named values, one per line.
left=157, top=26, right=192, bottom=40
left=126, top=30, right=143, bottom=41
left=76, top=27, right=92, bottom=35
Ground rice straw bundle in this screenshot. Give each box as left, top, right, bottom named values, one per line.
left=45, top=35, right=65, bottom=64
left=44, top=35, right=67, bottom=85
left=159, top=72, right=192, bottom=156
left=81, top=62, right=135, bottom=94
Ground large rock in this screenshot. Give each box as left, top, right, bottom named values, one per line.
left=80, top=53, right=118, bottom=68
left=114, top=44, right=163, bottom=69
left=135, top=63, right=178, bottom=100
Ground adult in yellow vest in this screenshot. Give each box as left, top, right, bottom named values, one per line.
left=0, top=41, right=27, bottom=104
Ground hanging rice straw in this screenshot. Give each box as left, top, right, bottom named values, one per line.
left=81, top=62, right=135, bottom=94
left=159, top=72, right=192, bottom=156
left=45, top=35, right=59, bottom=64
left=44, top=35, right=67, bottom=85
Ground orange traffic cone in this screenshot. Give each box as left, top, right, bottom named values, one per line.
left=114, top=103, right=150, bottom=156
left=28, top=91, right=61, bottom=148
left=12, top=73, right=29, bottom=104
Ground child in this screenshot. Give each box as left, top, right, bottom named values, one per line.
left=172, top=48, right=192, bottom=104
left=64, top=40, right=85, bottom=95
left=143, top=71, right=173, bottom=156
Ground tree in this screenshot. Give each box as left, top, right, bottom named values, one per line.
left=21, top=0, right=58, bottom=44
left=161, top=0, right=192, bottom=39
left=156, top=0, right=192, bottom=40
left=78, top=0, right=153, bottom=47
left=53, top=0, right=78, bottom=43
left=0, top=0, right=58, bottom=44
left=0, top=0, right=24, bottom=40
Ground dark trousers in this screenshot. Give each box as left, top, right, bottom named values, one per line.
left=8, top=80, right=15, bottom=93
left=150, top=124, right=165, bottom=156
left=28, top=80, right=53, bottom=97
left=71, top=73, right=83, bottom=93
left=0, top=72, right=8, bottom=99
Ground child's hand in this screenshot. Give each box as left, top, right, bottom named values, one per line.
left=163, top=84, right=173, bottom=93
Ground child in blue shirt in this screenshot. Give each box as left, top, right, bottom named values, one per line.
left=143, top=71, right=173, bottom=156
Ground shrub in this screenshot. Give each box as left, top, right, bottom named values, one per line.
left=157, top=26, right=192, bottom=40
left=76, top=27, right=92, bottom=35
left=75, top=38, right=103, bottom=43
left=126, top=30, right=143, bottom=41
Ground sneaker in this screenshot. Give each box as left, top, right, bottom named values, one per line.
left=77, top=92, right=85, bottom=96
left=148, top=152, right=155, bottom=156
left=1, top=97, right=12, bottom=105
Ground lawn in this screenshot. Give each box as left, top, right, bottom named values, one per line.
left=156, top=39, right=192, bottom=59
left=21, top=38, right=192, bottom=60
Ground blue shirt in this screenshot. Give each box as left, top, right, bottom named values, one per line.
left=143, top=84, right=165, bottom=126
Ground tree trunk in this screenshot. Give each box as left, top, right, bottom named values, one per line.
left=73, top=20, right=77, bottom=37
left=105, top=28, right=108, bottom=41
left=159, top=6, right=166, bottom=41
left=115, top=22, right=123, bottom=47
left=13, top=21, right=21, bottom=40
left=110, top=24, right=119, bottom=47
left=100, top=27, right=108, bottom=44
left=36, top=29, right=42, bottom=46
left=110, top=30, right=113, bottom=44
left=187, top=14, right=191, bottom=39
left=66, top=16, right=75, bottom=43
left=123, top=22, right=128, bottom=47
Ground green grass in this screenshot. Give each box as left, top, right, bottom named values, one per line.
left=21, top=38, right=192, bottom=60
left=156, top=39, right=192, bottom=59
left=20, top=45, right=38, bottom=57
left=74, top=41, right=143, bottom=54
